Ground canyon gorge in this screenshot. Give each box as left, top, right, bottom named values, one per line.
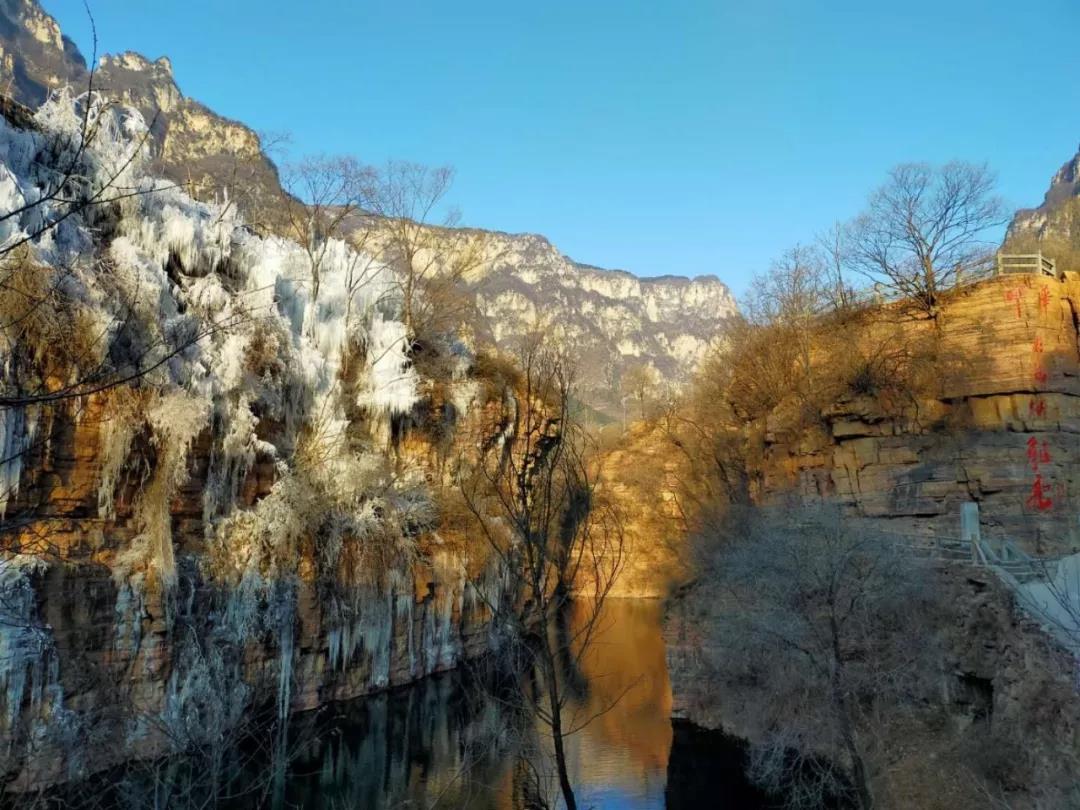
left=1, top=0, right=1080, bottom=808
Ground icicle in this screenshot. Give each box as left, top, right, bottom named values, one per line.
left=356, top=312, right=419, bottom=418
left=0, top=555, right=53, bottom=739
left=0, top=406, right=27, bottom=517
left=275, top=586, right=296, bottom=723
left=359, top=581, right=396, bottom=689
left=113, top=578, right=145, bottom=660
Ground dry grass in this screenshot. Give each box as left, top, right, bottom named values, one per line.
left=0, top=251, right=108, bottom=388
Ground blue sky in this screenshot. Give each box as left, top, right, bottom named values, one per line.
left=43, top=0, right=1080, bottom=296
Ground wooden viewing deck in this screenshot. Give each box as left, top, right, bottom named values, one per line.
left=996, top=252, right=1060, bottom=279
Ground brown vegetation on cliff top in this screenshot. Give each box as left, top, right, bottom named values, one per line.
left=658, top=160, right=1080, bottom=807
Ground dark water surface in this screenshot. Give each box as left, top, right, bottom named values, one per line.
left=280, top=598, right=769, bottom=809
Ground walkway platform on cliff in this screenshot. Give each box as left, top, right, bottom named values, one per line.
left=995, top=252, right=1062, bottom=280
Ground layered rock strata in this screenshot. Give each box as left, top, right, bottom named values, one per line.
left=754, top=273, right=1080, bottom=554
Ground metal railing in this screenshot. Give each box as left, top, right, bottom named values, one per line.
left=862, top=524, right=1059, bottom=580
left=996, top=252, right=1059, bottom=279
left=856, top=513, right=1079, bottom=658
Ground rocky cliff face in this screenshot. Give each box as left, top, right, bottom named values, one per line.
left=664, top=271, right=1080, bottom=804
left=2, top=391, right=501, bottom=790
left=465, top=233, right=736, bottom=419
left=0, top=0, right=85, bottom=105
left=0, top=89, right=521, bottom=790
left=749, top=274, right=1080, bottom=554
left=0, top=0, right=737, bottom=424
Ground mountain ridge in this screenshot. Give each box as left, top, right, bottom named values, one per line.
left=1006, top=142, right=1080, bottom=266
left=0, top=0, right=737, bottom=418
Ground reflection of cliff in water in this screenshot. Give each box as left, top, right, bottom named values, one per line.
left=287, top=598, right=678, bottom=809
left=281, top=598, right=774, bottom=808
left=560, top=598, right=674, bottom=807
left=49, top=599, right=770, bottom=808
left=285, top=672, right=516, bottom=809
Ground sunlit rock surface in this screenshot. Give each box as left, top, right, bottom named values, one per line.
left=749, top=274, right=1080, bottom=554
left=0, top=88, right=512, bottom=788
left=592, top=421, right=689, bottom=597
left=464, top=233, right=736, bottom=419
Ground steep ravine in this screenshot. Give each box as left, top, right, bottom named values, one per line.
left=665, top=273, right=1080, bottom=805
left=0, top=93, right=518, bottom=790
left=0, top=0, right=738, bottom=425
left=0, top=0, right=740, bottom=790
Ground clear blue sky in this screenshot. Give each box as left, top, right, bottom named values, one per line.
left=43, top=0, right=1080, bottom=296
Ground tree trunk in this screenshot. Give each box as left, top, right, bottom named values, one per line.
left=548, top=681, right=577, bottom=810
left=840, top=716, right=873, bottom=810
left=923, top=259, right=938, bottom=319
left=830, top=615, right=873, bottom=809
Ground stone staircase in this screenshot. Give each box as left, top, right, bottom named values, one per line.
left=973, top=536, right=1058, bottom=585
left=869, top=521, right=1078, bottom=652
left=945, top=528, right=1078, bottom=655
left=871, top=530, right=1050, bottom=582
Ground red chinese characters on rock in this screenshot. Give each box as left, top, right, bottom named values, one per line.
left=1027, top=436, right=1051, bottom=471
left=1025, top=437, right=1054, bottom=511
left=1027, top=475, right=1054, bottom=511
left=1010, top=286, right=1057, bottom=512
left=1032, top=335, right=1049, bottom=385
left=1005, top=287, right=1026, bottom=319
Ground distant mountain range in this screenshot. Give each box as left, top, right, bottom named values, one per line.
left=462, top=232, right=734, bottom=417
left=0, top=0, right=737, bottom=419
left=1006, top=143, right=1080, bottom=268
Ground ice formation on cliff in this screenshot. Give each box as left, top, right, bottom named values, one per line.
left=0, top=87, right=471, bottom=758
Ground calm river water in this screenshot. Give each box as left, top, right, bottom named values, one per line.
left=279, top=598, right=769, bottom=809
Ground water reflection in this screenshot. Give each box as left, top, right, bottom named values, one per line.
left=26, top=599, right=774, bottom=809
left=559, top=599, right=673, bottom=809
left=280, top=598, right=765, bottom=809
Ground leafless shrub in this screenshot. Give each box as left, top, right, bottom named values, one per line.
left=691, top=504, right=949, bottom=809
left=457, top=333, right=626, bottom=810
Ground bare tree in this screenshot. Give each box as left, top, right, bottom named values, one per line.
left=367, top=161, right=486, bottom=351
left=278, top=155, right=377, bottom=309
left=816, top=222, right=858, bottom=313
left=744, top=245, right=830, bottom=328
left=620, top=364, right=659, bottom=422
left=690, top=506, right=946, bottom=809
left=458, top=335, right=625, bottom=810
left=846, top=161, right=1007, bottom=318
left=657, top=350, right=750, bottom=532
left=743, top=244, right=832, bottom=399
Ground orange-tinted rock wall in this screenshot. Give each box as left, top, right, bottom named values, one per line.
left=0, top=391, right=503, bottom=789
left=755, top=273, right=1080, bottom=553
